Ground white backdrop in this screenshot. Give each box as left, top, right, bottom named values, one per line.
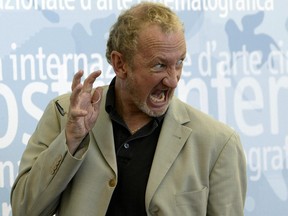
left=1, top=0, right=288, bottom=215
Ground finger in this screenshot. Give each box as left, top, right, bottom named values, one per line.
left=69, top=83, right=88, bottom=118
left=71, top=70, right=84, bottom=91
left=82, top=70, right=102, bottom=93
left=70, top=82, right=82, bottom=107
left=91, top=87, right=103, bottom=106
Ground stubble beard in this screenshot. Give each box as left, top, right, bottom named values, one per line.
left=126, top=74, right=169, bottom=117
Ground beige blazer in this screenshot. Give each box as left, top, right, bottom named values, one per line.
left=11, top=86, right=247, bottom=216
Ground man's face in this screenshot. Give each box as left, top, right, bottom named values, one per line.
left=125, top=24, right=186, bottom=117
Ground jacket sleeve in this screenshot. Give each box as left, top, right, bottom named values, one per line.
left=10, top=97, right=90, bottom=216
left=207, top=132, right=247, bottom=216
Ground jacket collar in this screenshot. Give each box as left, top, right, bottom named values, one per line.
left=145, top=97, right=193, bottom=210
left=91, top=86, right=117, bottom=174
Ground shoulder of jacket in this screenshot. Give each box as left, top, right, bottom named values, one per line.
left=171, top=97, right=236, bottom=135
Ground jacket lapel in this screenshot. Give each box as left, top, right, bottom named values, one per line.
left=145, top=98, right=192, bottom=210
left=91, top=87, right=117, bottom=174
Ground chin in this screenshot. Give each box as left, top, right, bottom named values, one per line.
left=135, top=97, right=170, bottom=117
left=142, top=105, right=169, bottom=117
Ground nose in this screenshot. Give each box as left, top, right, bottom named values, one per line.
left=162, top=71, right=180, bottom=88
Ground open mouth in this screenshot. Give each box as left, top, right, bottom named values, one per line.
left=150, top=90, right=167, bottom=104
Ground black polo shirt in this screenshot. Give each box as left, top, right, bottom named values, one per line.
left=105, top=78, right=164, bottom=216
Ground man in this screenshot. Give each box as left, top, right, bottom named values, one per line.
left=11, top=2, right=247, bottom=216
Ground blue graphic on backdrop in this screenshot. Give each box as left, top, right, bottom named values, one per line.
left=27, top=0, right=60, bottom=23
left=72, top=14, right=116, bottom=58
left=225, top=11, right=279, bottom=68
left=224, top=11, right=288, bottom=216
left=176, top=6, right=204, bottom=39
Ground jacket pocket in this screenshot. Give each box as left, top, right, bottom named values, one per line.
left=175, top=187, right=208, bottom=216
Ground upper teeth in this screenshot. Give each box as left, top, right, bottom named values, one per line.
left=150, top=91, right=165, bottom=102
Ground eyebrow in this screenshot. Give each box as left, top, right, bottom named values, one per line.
left=152, top=53, right=186, bottom=63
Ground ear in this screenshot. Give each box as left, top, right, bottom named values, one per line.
left=110, top=51, right=128, bottom=79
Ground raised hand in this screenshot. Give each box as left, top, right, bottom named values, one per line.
left=65, top=70, right=103, bottom=154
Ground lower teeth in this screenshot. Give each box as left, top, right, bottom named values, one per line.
left=151, top=92, right=165, bottom=102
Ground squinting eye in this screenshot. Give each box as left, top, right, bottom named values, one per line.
left=153, top=63, right=165, bottom=70
left=176, top=59, right=184, bottom=66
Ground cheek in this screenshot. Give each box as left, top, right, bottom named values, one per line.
left=130, top=70, right=164, bottom=96
left=138, top=76, right=159, bottom=95
left=127, top=74, right=148, bottom=97
left=136, top=80, right=151, bottom=96
left=131, top=80, right=151, bottom=102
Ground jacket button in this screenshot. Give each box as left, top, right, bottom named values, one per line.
left=109, top=178, right=116, bottom=187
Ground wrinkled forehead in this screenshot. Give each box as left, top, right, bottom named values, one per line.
left=138, top=24, right=186, bottom=50
left=136, top=25, right=186, bottom=61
